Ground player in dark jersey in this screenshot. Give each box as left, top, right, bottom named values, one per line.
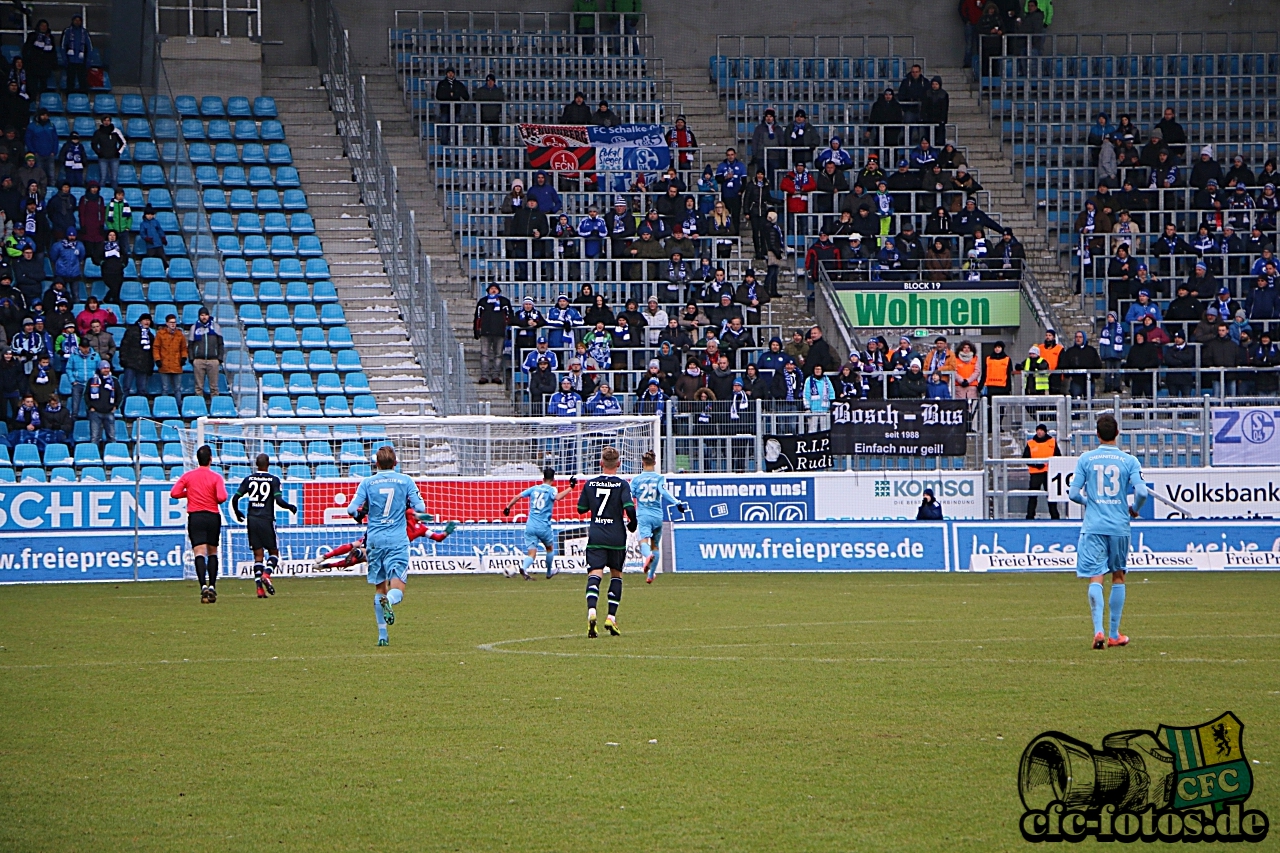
left=576, top=445, right=636, bottom=638
left=231, top=453, right=298, bottom=598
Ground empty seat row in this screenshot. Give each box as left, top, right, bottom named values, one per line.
left=223, top=257, right=331, bottom=280
left=216, top=234, right=323, bottom=258
left=229, top=279, right=337, bottom=303
left=209, top=212, right=315, bottom=235
left=174, top=120, right=288, bottom=143
left=126, top=141, right=292, bottom=165
left=239, top=302, right=346, bottom=327
left=266, top=395, right=378, bottom=417
left=259, top=372, right=371, bottom=396
left=245, top=326, right=354, bottom=350
left=186, top=188, right=308, bottom=211
left=38, top=93, right=278, bottom=119
left=252, top=348, right=364, bottom=374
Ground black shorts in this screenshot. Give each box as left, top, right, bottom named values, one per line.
left=187, top=511, right=222, bottom=547
left=246, top=517, right=278, bottom=552
left=586, top=547, right=626, bottom=572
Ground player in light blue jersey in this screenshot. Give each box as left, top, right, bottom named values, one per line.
left=502, top=468, right=578, bottom=579
left=631, top=450, right=688, bottom=583
left=1068, top=414, right=1149, bottom=650
left=347, top=446, right=427, bottom=646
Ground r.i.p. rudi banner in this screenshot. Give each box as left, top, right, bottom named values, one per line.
left=833, top=278, right=1021, bottom=329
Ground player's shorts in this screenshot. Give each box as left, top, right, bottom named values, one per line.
left=187, top=510, right=222, bottom=547
left=524, top=526, right=555, bottom=553
left=586, top=547, right=626, bottom=573
left=637, top=512, right=664, bottom=546
left=246, top=517, right=277, bottom=552
left=1076, top=533, right=1131, bottom=578
left=366, top=544, right=410, bottom=585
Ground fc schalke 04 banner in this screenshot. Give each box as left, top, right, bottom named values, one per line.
left=762, top=431, right=834, bottom=472
left=831, top=400, right=969, bottom=457
left=517, top=123, right=669, bottom=172
left=1212, top=407, right=1280, bottom=466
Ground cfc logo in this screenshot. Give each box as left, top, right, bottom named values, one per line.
left=1018, top=713, right=1268, bottom=843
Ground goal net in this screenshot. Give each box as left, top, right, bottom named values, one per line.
left=179, top=415, right=660, bottom=578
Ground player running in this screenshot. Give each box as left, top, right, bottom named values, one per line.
left=347, top=446, right=429, bottom=646
left=501, top=468, right=577, bottom=579
left=630, top=450, right=687, bottom=583
left=170, top=445, right=229, bottom=604
left=311, top=508, right=456, bottom=571
left=578, top=445, right=637, bottom=638
left=1068, top=414, right=1149, bottom=650
left=231, top=453, right=298, bottom=598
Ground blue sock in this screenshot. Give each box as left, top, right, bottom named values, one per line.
left=1088, top=583, right=1105, bottom=636
left=1109, top=584, right=1127, bottom=639
left=544, top=550, right=555, bottom=574
left=374, top=594, right=387, bottom=641
left=387, top=587, right=403, bottom=606
left=521, top=553, right=534, bottom=575
left=640, top=541, right=652, bottom=560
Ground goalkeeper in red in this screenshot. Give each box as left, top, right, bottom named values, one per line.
left=579, top=446, right=636, bottom=638
left=312, top=508, right=456, bottom=572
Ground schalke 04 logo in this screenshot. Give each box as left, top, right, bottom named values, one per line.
left=1018, top=712, right=1269, bottom=842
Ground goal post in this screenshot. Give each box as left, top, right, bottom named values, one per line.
left=180, top=415, right=661, bottom=578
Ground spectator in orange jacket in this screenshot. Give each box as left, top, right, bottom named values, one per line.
left=154, top=312, right=188, bottom=408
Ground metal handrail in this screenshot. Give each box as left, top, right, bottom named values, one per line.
left=313, top=0, right=469, bottom=415
left=153, top=0, right=261, bottom=38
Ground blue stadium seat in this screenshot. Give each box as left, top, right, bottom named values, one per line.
left=275, top=167, right=300, bottom=188
left=195, top=165, right=220, bottom=186
left=202, top=188, right=227, bottom=210
left=174, top=281, right=201, bottom=303
left=270, top=235, right=296, bottom=257
left=289, top=213, right=315, bottom=235
left=262, top=212, right=289, bottom=234
left=273, top=327, right=301, bottom=350
left=296, top=396, right=324, bottom=417
left=260, top=120, right=285, bottom=141
left=209, top=211, right=235, bottom=234
left=296, top=235, right=322, bottom=258
left=73, top=443, right=103, bottom=467
left=276, top=258, right=302, bottom=280
left=247, top=166, right=274, bottom=188
left=43, top=444, right=71, bottom=467
left=260, top=372, right=286, bottom=396
left=174, top=95, right=199, bottom=117
left=126, top=119, right=152, bottom=139
left=258, top=280, right=284, bottom=302
left=227, top=188, right=255, bottom=210
left=236, top=213, right=262, bottom=234
left=103, top=442, right=132, bottom=466
left=152, top=396, right=180, bottom=419
left=344, top=372, right=372, bottom=395
left=80, top=467, right=107, bottom=483
left=312, top=281, right=338, bottom=303
left=227, top=96, right=251, bottom=117
left=147, top=280, right=173, bottom=302
left=256, top=189, right=282, bottom=210
left=200, top=96, right=226, bottom=117
left=316, top=372, right=343, bottom=396
left=249, top=258, right=275, bottom=280
left=267, top=396, right=293, bottom=417
left=351, top=395, right=378, bottom=417
left=241, top=143, right=266, bottom=164
left=181, top=397, right=208, bottom=418
left=67, top=93, right=91, bottom=114
left=146, top=187, right=172, bottom=209
left=93, top=94, right=118, bottom=115
left=280, top=350, right=307, bottom=373
left=213, top=142, right=239, bottom=164
left=153, top=118, right=178, bottom=140
left=222, top=166, right=248, bottom=188
left=299, top=327, right=327, bottom=350
left=284, top=464, right=311, bottom=481
left=266, top=144, right=292, bottom=165
left=49, top=466, right=76, bottom=482
left=253, top=97, right=278, bottom=118
left=123, top=396, right=151, bottom=419
left=282, top=189, right=307, bottom=210
left=293, top=305, right=319, bottom=327
left=319, top=303, right=345, bottom=326
left=121, top=94, right=146, bottom=116
left=210, top=397, right=237, bottom=417
left=220, top=442, right=249, bottom=466
left=138, top=164, right=165, bottom=187
left=276, top=441, right=306, bottom=464
left=308, top=351, right=336, bottom=373
left=288, top=373, right=315, bottom=396
left=139, top=257, right=166, bottom=280
left=136, top=443, right=162, bottom=465
left=245, top=327, right=272, bottom=350
left=264, top=303, right=292, bottom=327
left=139, top=466, right=167, bottom=482
left=168, top=258, right=194, bottom=279
left=20, top=467, right=46, bottom=483
left=284, top=281, right=310, bottom=303
left=161, top=442, right=185, bottom=465
left=182, top=119, right=206, bottom=140
left=195, top=257, right=221, bottom=281
left=234, top=120, right=259, bottom=141
left=324, top=396, right=352, bottom=417
left=242, top=234, right=268, bottom=257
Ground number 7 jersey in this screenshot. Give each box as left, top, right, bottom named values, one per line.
left=1069, top=445, right=1148, bottom=536
left=577, top=475, right=634, bottom=550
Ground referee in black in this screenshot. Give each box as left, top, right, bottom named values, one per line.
left=231, top=453, right=298, bottom=598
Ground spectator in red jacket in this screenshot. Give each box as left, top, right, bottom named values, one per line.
left=781, top=162, right=817, bottom=214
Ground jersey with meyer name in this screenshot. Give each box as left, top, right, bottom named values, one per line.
left=577, top=475, right=634, bottom=550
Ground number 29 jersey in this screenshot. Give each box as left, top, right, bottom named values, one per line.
left=577, top=475, right=634, bottom=550
left=236, top=471, right=284, bottom=520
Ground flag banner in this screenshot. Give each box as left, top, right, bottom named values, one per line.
left=518, top=123, right=668, bottom=172
left=830, top=399, right=970, bottom=457
left=762, top=432, right=834, bottom=472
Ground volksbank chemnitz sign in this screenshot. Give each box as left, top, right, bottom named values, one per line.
left=836, top=280, right=1021, bottom=329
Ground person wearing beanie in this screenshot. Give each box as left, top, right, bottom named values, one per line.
left=472, top=73, right=505, bottom=146
left=139, top=204, right=167, bottom=259
left=434, top=66, right=469, bottom=146
left=85, top=358, right=118, bottom=449
left=1018, top=344, right=1051, bottom=394
left=982, top=340, right=1012, bottom=396
left=895, top=357, right=928, bottom=399
left=666, top=115, right=698, bottom=169
left=916, top=486, right=944, bottom=520
left=118, top=312, right=156, bottom=399
left=559, top=90, right=592, bottom=125
left=591, top=99, right=620, bottom=128
left=1023, top=423, right=1062, bottom=519
left=473, top=283, right=513, bottom=384
left=500, top=178, right=525, bottom=215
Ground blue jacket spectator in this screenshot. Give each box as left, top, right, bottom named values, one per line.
left=755, top=336, right=793, bottom=379
left=926, top=373, right=952, bottom=398
left=50, top=231, right=86, bottom=279
left=546, top=296, right=582, bottom=349
left=577, top=210, right=608, bottom=258
left=814, top=137, right=853, bottom=170
left=24, top=117, right=58, bottom=158
left=1124, top=291, right=1162, bottom=325
left=715, top=154, right=748, bottom=199
left=547, top=382, right=581, bottom=417
left=138, top=209, right=166, bottom=253
left=585, top=386, right=622, bottom=416
left=526, top=171, right=562, bottom=215
left=635, top=379, right=666, bottom=416
left=916, top=488, right=944, bottom=520
left=63, top=344, right=97, bottom=385
left=61, top=19, right=91, bottom=64
left=1245, top=277, right=1278, bottom=321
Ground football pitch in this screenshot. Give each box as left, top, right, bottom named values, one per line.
left=1, top=571, right=1277, bottom=852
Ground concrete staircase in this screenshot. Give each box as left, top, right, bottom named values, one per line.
left=262, top=66, right=438, bottom=415
left=663, top=65, right=820, bottom=342
left=360, top=67, right=513, bottom=415
left=933, top=67, right=1091, bottom=337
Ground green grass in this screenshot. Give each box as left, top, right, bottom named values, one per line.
left=1, top=571, right=1277, bottom=852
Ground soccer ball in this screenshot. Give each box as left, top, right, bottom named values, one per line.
left=502, top=565, right=518, bottom=578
